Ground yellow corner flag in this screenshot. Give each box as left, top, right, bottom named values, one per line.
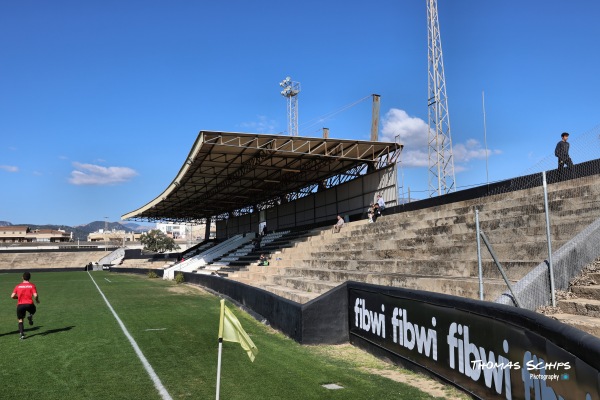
left=218, top=299, right=258, bottom=362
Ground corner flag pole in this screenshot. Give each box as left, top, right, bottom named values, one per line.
left=216, top=299, right=258, bottom=400
left=216, top=301, right=225, bottom=400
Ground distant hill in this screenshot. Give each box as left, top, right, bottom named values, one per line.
left=1, top=220, right=155, bottom=241
left=120, top=222, right=155, bottom=232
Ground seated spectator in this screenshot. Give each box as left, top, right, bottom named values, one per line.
left=332, top=215, right=345, bottom=233
left=367, top=204, right=374, bottom=223
left=372, top=204, right=381, bottom=222
left=258, top=254, right=269, bottom=266
left=376, top=194, right=386, bottom=213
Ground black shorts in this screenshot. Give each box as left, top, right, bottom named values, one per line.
left=16, top=304, right=36, bottom=320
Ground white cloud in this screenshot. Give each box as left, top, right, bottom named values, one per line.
left=69, top=162, right=138, bottom=185
left=381, top=108, right=428, bottom=148
left=381, top=108, right=501, bottom=168
left=453, top=139, right=502, bottom=162
left=0, top=165, right=18, bottom=173
left=239, top=115, right=277, bottom=133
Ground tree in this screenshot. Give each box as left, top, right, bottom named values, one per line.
left=140, top=229, right=180, bottom=253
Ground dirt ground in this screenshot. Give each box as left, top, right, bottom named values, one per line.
left=309, top=343, right=470, bottom=400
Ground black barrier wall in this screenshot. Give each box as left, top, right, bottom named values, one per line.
left=347, top=282, right=600, bottom=400
left=109, top=269, right=600, bottom=399
left=181, top=272, right=348, bottom=344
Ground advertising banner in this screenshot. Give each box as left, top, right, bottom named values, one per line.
left=349, top=288, right=600, bottom=399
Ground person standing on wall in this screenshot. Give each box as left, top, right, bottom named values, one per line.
left=555, top=132, right=573, bottom=170
left=11, top=271, right=40, bottom=340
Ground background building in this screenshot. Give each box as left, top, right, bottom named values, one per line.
left=87, top=229, right=141, bottom=243
left=0, top=226, right=71, bottom=243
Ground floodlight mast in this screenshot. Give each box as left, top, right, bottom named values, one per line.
left=427, top=0, right=456, bottom=197
left=279, top=76, right=301, bottom=136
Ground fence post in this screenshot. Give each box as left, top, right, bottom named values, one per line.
left=480, top=231, right=522, bottom=308
left=542, top=171, right=556, bottom=307
left=475, top=208, right=483, bottom=300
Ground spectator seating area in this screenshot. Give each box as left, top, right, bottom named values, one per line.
left=163, top=234, right=255, bottom=279
left=201, top=229, right=322, bottom=276
left=159, top=229, right=322, bottom=277
left=228, top=174, right=600, bottom=304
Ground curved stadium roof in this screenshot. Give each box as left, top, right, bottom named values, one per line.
left=122, top=131, right=402, bottom=223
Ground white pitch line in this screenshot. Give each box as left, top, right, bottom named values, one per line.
left=87, top=271, right=173, bottom=400
left=104, top=278, right=112, bottom=283
left=145, top=328, right=167, bottom=331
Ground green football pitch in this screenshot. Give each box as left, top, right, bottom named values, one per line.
left=0, top=271, right=447, bottom=400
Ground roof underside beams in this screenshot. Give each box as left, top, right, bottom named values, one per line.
left=122, top=131, right=402, bottom=223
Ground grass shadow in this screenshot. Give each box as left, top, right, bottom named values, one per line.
left=27, top=325, right=75, bottom=338
left=0, top=326, right=41, bottom=338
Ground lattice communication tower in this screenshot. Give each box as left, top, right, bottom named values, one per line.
left=427, top=0, right=456, bottom=196
left=279, top=76, right=301, bottom=136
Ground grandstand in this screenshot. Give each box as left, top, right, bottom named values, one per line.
left=118, top=131, right=600, bottom=330
left=116, top=131, right=600, bottom=398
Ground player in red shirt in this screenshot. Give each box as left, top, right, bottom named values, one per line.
left=11, top=272, right=40, bottom=340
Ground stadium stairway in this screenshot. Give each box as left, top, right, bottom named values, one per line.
left=198, top=228, right=322, bottom=276
left=229, top=174, right=600, bottom=304
left=550, top=263, right=600, bottom=336
left=163, top=234, right=254, bottom=279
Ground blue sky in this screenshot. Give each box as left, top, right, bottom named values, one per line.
left=2, top=0, right=600, bottom=226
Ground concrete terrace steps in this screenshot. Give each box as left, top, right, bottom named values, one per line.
left=371, top=189, right=600, bottom=218
left=388, top=184, right=600, bottom=221
left=378, top=198, right=600, bottom=232
left=267, top=273, right=508, bottom=302
left=381, top=190, right=598, bottom=229
left=0, top=251, right=109, bottom=269
left=231, top=261, right=511, bottom=300
left=273, top=265, right=513, bottom=285
left=258, top=283, right=322, bottom=304
left=279, top=236, right=569, bottom=269
left=317, top=212, right=598, bottom=242
left=380, top=211, right=599, bottom=238
left=557, top=298, right=600, bottom=318
left=571, top=285, right=600, bottom=300
left=550, top=270, right=600, bottom=338
left=230, top=275, right=323, bottom=303
left=282, top=258, right=534, bottom=277
left=267, top=259, right=537, bottom=280
left=227, top=173, right=600, bottom=304
left=239, top=266, right=514, bottom=303
left=550, top=314, right=600, bottom=337
left=312, top=209, right=597, bottom=241
left=279, top=241, right=565, bottom=262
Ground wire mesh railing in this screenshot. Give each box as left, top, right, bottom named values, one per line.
left=471, top=124, right=600, bottom=309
